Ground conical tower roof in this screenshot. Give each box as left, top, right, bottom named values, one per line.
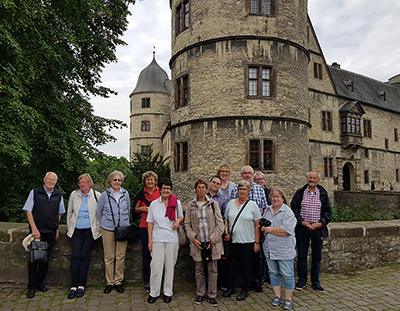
left=131, top=52, right=171, bottom=95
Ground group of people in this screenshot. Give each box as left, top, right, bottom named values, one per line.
left=371, top=180, right=395, bottom=192
left=23, top=164, right=332, bottom=310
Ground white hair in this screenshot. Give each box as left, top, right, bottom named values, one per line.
left=241, top=165, right=254, bottom=174
left=44, top=172, right=58, bottom=180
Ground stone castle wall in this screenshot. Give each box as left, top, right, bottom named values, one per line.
left=130, top=91, right=171, bottom=158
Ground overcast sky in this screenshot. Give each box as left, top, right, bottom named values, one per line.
left=91, top=0, right=400, bottom=159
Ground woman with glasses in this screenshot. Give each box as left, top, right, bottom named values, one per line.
left=97, top=170, right=131, bottom=294
left=66, top=173, right=101, bottom=299
left=261, top=188, right=296, bottom=310
left=146, top=179, right=183, bottom=304
left=217, top=163, right=236, bottom=200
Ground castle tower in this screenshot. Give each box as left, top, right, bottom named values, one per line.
left=129, top=52, right=171, bottom=160
left=169, top=0, right=311, bottom=200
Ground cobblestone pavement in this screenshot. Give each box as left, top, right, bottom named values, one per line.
left=1, top=264, right=399, bottom=311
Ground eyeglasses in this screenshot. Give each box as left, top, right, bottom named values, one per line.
left=242, top=172, right=253, bottom=175
left=254, top=178, right=264, bottom=182
left=112, top=179, right=122, bottom=182
left=211, top=181, right=221, bottom=185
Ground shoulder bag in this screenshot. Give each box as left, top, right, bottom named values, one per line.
left=107, top=194, right=135, bottom=241
left=177, top=207, right=188, bottom=246
left=221, top=199, right=249, bottom=259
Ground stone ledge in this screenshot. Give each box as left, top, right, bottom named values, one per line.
left=1, top=220, right=400, bottom=284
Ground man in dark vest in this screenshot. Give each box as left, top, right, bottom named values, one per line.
left=23, top=172, right=65, bottom=298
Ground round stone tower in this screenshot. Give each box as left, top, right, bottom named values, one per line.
left=130, top=52, right=171, bottom=159
left=169, top=0, right=311, bottom=200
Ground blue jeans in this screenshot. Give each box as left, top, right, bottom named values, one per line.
left=295, top=225, right=323, bottom=285
left=266, top=258, right=294, bottom=289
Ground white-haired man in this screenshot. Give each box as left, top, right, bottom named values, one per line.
left=291, top=171, right=332, bottom=293
left=23, top=172, right=65, bottom=298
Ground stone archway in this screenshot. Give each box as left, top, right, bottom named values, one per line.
left=342, top=162, right=355, bottom=191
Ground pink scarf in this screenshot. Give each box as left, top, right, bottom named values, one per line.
left=164, top=194, right=178, bottom=221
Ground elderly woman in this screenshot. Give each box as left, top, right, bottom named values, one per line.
left=261, top=188, right=296, bottom=310
left=184, top=179, right=224, bottom=307
left=96, top=170, right=131, bottom=294
left=217, top=163, right=237, bottom=200
left=67, top=174, right=101, bottom=299
left=134, top=171, right=160, bottom=293
left=222, top=180, right=261, bottom=301
left=147, top=179, right=183, bottom=304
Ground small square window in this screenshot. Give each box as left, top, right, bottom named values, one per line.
left=141, top=121, right=150, bottom=131
left=142, top=98, right=150, bottom=108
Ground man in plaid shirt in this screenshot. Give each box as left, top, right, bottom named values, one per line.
left=291, top=171, right=332, bottom=293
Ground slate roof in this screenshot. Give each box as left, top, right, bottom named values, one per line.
left=131, top=53, right=171, bottom=95
left=328, top=65, right=400, bottom=114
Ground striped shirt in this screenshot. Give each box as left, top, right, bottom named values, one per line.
left=300, top=186, right=321, bottom=224
left=197, top=201, right=209, bottom=242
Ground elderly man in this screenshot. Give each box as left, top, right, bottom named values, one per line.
left=230, top=165, right=267, bottom=292
left=23, top=172, right=65, bottom=298
left=230, top=165, right=268, bottom=214
left=291, top=171, right=332, bottom=293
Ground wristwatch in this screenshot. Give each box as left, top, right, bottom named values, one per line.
left=254, top=241, right=260, bottom=245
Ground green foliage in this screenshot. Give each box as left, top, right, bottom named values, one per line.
left=331, top=201, right=399, bottom=222
left=0, top=0, right=135, bottom=222
left=130, top=148, right=171, bottom=184
left=86, top=149, right=170, bottom=208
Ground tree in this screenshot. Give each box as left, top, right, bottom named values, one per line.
left=0, top=0, right=136, bottom=222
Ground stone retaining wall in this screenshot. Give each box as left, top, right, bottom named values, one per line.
left=334, top=191, right=400, bottom=217
left=1, top=220, right=399, bottom=285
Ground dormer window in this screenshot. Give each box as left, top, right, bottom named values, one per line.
left=345, top=80, right=354, bottom=92
left=378, top=91, right=386, bottom=101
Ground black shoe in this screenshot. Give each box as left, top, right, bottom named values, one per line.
left=144, top=282, right=150, bottom=293
left=116, top=284, right=124, bottom=293
left=222, top=288, right=236, bottom=297
left=251, top=281, right=262, bottom=292
left=194, top=295, right=205, bottom=304
left=76, top=288, right=85, bottom=298
left=27, top=290, right=35, bottom=299
left=236, top=291, right=248, bottom=301
left=67, top=289, right=76, bottom=299
left=295, top=282, right=306, bottom=291
left=37, top=285, right=48, bottom=292
left=104, top=285, right=113, bottom=294
left=208, top=297, right=218, bottom=307
left=147, top=295, right=157, bottom=303
left=312, top=283, right=324, bottom=292
left=163, top=295, right=172, bottom=303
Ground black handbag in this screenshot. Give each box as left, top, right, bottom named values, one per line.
left=30, top=240, right=48, bottom=264
left=114, top=225, right=135, bottom=241
left=108, top=194, right=135, bottom=241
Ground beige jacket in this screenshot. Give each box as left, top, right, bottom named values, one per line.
left=184, top=197, right=224, bottom=262
left=67, top=189, right=102, bottom=240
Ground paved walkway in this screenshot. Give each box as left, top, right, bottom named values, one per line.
left=1, top=264, right=399, bottom=310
